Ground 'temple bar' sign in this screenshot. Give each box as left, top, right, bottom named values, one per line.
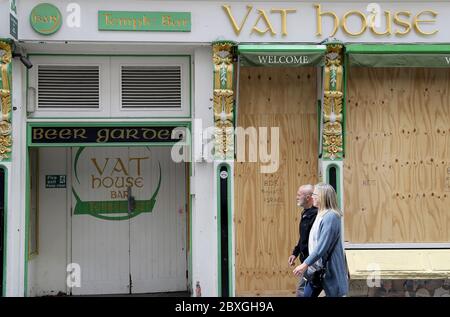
left=98, top=11, right=191, bottom=32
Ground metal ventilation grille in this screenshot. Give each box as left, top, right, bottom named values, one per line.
left=38, top=65, right=100, bottom=108
left=121, top=65, right=182, bottom=108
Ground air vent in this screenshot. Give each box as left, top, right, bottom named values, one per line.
left=121, top=65, right=182, bottom=108
left=37, top=65, right=100, bottom=108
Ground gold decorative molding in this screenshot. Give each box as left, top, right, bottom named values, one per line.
left=0, top=41, right=12, bottom=161
left=322, top=43, right=344, bottom=160
left=212, top=41, right=236, bottom=160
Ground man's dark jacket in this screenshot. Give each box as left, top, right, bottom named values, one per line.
left=291, top=206, right=318, bottom=263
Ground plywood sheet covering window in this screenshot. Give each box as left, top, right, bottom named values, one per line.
left=345, top=68, right=450, bottom=243
left=235, top=67, right=318, bottom=296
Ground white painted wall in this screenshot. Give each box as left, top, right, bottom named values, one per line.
left=6, top=60, right=27, bottom=297
left=28, top=148, right=68, bottom=296
left=0, top=161, right=11, bottom=296
left=17, top=0, right=450, bottom=43
left=0, top=2, right=10, bottom=39
left=191, top=47, right=217, bottom=296
left=5, top=41, right=219, bottom=297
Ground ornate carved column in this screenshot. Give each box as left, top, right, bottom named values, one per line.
left=322, top=42, right=344, bottom=160
left=0, top=41, right=12, bottom=161
left=212, top=41, right=236, bottom=161
left=212, top=41, right=237, bottom=297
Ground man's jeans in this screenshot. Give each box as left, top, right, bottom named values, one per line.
left=296, top=278, right=307, bottom=297
left=303, top=280, right=323, bottom=297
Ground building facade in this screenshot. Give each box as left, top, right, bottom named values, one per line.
left=0, top=0, right=449, bottom=297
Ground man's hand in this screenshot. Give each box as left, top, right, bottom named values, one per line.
left=288, top=255, right=297, bottom=266
left=293, top=262, right=308, bottom=277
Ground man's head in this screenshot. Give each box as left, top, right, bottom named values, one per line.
left=296, top=184, right=314, bottom=209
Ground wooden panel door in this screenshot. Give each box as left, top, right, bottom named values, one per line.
left=129, top=147, right=187, bottom=294
left=71, top=147, right=130, bottom=295
left=235, top=67, right=319, bottom=296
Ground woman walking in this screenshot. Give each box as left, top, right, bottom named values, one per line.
left=293, top=183, right=349, bottom=297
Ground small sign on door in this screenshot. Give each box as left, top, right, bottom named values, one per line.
left=46, top=175, right=67, bottom=188
left=446, top=167, right=450, bottom=192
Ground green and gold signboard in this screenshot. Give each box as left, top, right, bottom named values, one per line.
left=30, top=3, right=62, bottom=35
left=72, top=147, right=162, bottom=221
left=98, top=11, right=191, bottom=32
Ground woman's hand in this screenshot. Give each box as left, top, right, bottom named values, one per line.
left=293, top=262, right=308, bottom=277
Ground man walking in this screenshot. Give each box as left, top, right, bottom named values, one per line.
left=288, top=184, right=318, bottom=297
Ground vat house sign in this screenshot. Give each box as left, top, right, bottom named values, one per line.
left=72, top=147, right=162, bottom=221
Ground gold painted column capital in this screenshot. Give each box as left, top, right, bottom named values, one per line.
left=322, top=41, right=344, bottom=160
left=0, top=41, right=13, bottom=161
left=212, top=41, right=236, bottom=161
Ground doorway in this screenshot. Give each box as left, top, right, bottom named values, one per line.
left=234, top=67, right=319, bottom=295
left=71, top=146, right=187, bottom=295
left=29, top=146, right=188, bottom=296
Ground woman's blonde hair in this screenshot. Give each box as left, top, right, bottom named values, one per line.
left=314, top=183, right=343, bottom=217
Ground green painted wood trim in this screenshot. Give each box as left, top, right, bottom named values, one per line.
left=0, top=165, right=7, bottom=296
left=24, top=148, right=30, bottom=296
left=27, top=121, right=191, bottom=147
left=28, top=53, right=192, bottom=57
left=28, top=143, right=184, bottom=148
left=343, top=51, right=348, bottom=158
left=348, top=54, right=450, bottom=68
left=326, top=163, right=342, bottom=209
left=216, top=163, right=233, bottom=297
left=238, top=44, right=327, bottom=53
left=216, top=166, right=221, bottom=296
left=239, top=45, right=326, bottom=67
left=188, top=162, right=193, bottom=294
left=346, top=44, right=450, bottom=67
left=27, top=117, right=192, bottom=119
left=346, top=44, right=450, bottom=54
left=317, top=99, right=322, bottom=158
left=189, top=55, right=192, bottom=122
left=226, top=166, right=233, bottom=296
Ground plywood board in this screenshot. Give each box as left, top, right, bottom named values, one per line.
left=235, top=67, right=318, bottom=296
left=345, top=68, right=450, bottom=243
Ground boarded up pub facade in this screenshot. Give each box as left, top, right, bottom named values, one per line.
left=0, top=0, right=449, bottom=297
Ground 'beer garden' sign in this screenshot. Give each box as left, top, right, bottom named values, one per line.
left=30, top=125, right=187, bottom=145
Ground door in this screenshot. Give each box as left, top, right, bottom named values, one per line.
left=71, top=146, right=187, bottom=295
left=235, top=67, right=319, bottom=296
left=129, top=147, right=187, bottom=293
